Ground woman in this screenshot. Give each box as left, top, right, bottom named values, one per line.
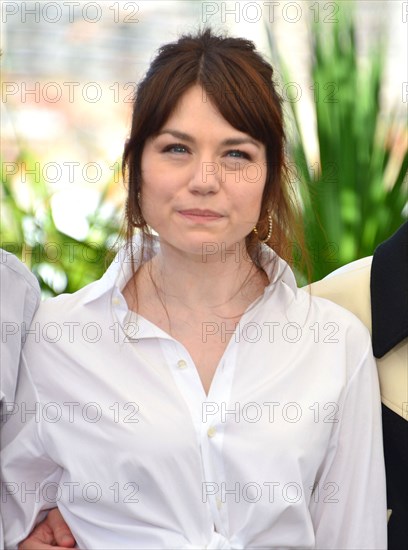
left=1, top=29, right=387, bottom=549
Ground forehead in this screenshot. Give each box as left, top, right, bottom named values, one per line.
left=160, top=85, right=260, bottom=146
left=165, top=85, right=227, bottom=123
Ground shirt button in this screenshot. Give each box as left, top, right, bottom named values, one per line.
left=207, top=426, right=217, bottom=438
left=177, top=359, right=187, bottom=369
left=112, top=297, right=120, bottom=306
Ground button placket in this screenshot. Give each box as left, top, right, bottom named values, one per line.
left=201, top=345, right=239, bottom=538
left=159, top=341, right=205, bottom=429
left=201, top=414, right=226, bottom=538
left=207, top=426, right=217, bottom=438
left=163, top=338, right=239, bottom=539
left=177, top=359, right=188, bottom=369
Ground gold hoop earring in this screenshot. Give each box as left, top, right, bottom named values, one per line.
left=253, top=212, right=272, bottom=243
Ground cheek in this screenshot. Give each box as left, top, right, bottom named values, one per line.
left=140, top=173, right=177, bottom=226
left=141, top=164, right=172, bottom=197
left=238, top=168, right=266, bottom=206
left=229, top=190, right=262, bottom=225
left=244, top=162, right=266, bottom=186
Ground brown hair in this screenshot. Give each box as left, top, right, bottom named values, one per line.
left=122, top=28, right=307, bottom=285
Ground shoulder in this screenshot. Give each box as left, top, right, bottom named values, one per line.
left=266, top=253, right=373, bottom=369
left=0, top=250, right=40, bottom=330
left=21, top=277, right=116, bottom=395
left=293, top=284, right=374, bottom=382
left=33, top=278, right=109, bottom=327
left=0, top=250, right=40, bottom=297
left=23, top=256, right=123, bottom=363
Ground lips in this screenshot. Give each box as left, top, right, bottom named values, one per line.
left=178, top=209, right=223, bottom=217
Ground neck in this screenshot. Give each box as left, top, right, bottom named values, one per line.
left=143, top=239, right=268, bottom=313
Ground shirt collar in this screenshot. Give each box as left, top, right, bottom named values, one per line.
left=82, top=233, right=159, bottom=305
left=82, top=233, right=299, bottom=306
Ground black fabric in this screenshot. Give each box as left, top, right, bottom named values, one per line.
left=370, top=222, right=408, bottom=358
left=370, top=222, right=408, bottom=548
left=382, top=404, right=408, bottom=549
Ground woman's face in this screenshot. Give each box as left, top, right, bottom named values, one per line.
left=140, top=85, right=267, bottom=259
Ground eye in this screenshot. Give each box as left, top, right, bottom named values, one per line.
left=162, top=143, right=189, bottom=154
left=226, top=149, right=251, bottom=160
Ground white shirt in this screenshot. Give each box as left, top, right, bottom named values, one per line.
left=0, top=250, right=41, bottom=406
left=1, top=238, right=387, bottom=549
left=0, top=250, right=40, bottom=548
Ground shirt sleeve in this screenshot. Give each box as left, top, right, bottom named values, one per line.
left=309, top=337, right=388, bottom=549
left=0, top=251, right=41, bottom=405
left=1, top=354, right=62, bottom=550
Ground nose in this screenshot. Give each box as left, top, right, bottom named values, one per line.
left=188, top=158, right=221, bottom=195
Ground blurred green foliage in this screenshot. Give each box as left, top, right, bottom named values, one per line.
left=268, top=4, right=407, bottom=280
left=0, top=150, right=123, bottom=297
left=1, top=5, right=407, bottom=293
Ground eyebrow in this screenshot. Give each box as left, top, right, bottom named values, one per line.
left=156, top=129, right=261, bottom=149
